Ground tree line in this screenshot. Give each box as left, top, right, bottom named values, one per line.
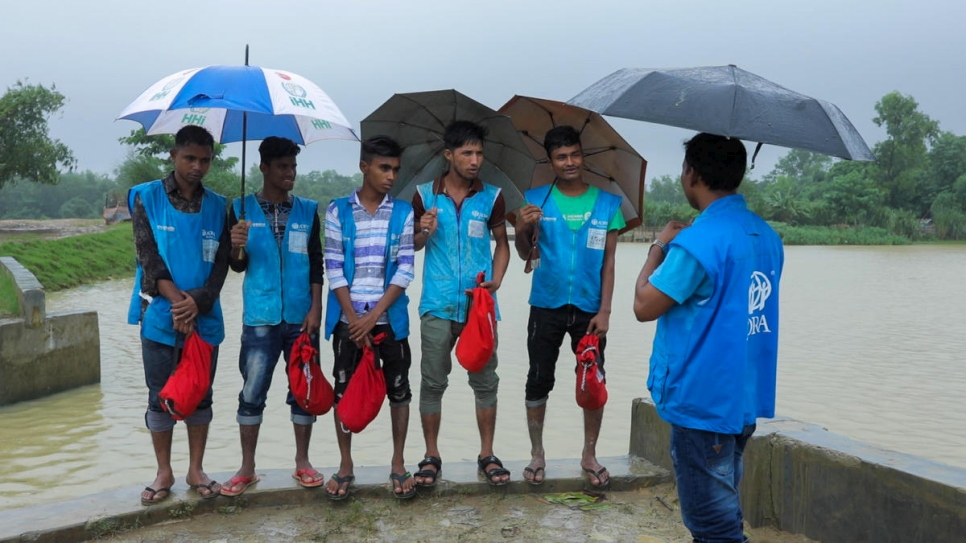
left=1, top=82, right=964, bottom=240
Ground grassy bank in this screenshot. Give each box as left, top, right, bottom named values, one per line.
left=0, top=272, right=19, bottom=318
left=0, top=224, right=134, bottom=292
left=768, top=223, right=911, bottom=245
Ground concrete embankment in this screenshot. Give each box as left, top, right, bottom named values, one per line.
left=0, top=256, right=99, bottom=406
left=631, top=398, right=966, bottom=543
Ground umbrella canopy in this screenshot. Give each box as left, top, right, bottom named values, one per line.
left=360, top=89, right=535, bottom=212
left=568, top=65, right=875, bottom=162
left=498, top=95, right=646, bottom=233
left=117, top=65, right=358, bottom=144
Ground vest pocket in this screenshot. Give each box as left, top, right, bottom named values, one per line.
left=647, top=359, right=669, bottom=407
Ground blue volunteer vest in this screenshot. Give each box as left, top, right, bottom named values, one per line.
left=126, top=180, right=226, bottom=346
left=324, top=196, right=412, bottom=340
left=233, top=195, right=317, bottom=326
left=526, top=185, right=622, bottom=312
left=417, top=181, right=501, bottom=323
left=648, top=195, right=784, bottom=434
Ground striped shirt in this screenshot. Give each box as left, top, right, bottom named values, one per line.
left=324, top=191, right=415, bottom=323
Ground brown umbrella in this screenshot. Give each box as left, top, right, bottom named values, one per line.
left=498, top=95, right=646, bottom=233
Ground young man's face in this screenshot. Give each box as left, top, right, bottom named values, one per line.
left=360, top=156, right=401, bottom=195
left=548, top=144, right=584, bottom=182
left=444, top=141, right=484, bottom=181
left=260, top=155, right=297, bottom=193
left=170, top=144, right=213, bottom=186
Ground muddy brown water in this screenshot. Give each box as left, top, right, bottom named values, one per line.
left=1, top=244, right=965, bottom=513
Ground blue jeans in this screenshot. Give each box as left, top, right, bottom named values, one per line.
left=141, top=336, right=219, bottom=432
left=670, top=423, right=755, bottom=543
left=237, top=323, right=317, bottom=426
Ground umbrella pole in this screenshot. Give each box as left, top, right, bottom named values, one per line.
left=237, top=45, right=250, bottom=260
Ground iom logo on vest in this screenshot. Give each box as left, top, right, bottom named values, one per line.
left=747, top=270, right=774, bottom=338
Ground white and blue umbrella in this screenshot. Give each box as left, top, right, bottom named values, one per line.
left=117, top=65, right=358, bottom=144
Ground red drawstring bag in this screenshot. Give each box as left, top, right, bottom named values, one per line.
left=456, top=272, right=496, bottom=373
left=159, top=332, right=214, bottom=420
left=575, top=334, right=608, bottom=410
left=287, top=333, right=334, bottom=416
left=336, top=333, right=387, bottom=433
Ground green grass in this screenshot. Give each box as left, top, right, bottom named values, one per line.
left=769, top=223, right=911, bottom=245
left=0, top=224, right=135, bottom=291
left=0, top=271, right=19, bottom=318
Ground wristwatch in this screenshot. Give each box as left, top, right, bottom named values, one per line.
left=651, top=239, right=668, bottom=255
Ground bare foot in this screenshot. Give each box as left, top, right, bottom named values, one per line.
left=523, top=460, right=546, bottom=485
left=581, top=461, right=610, bottom=487
left=325, top=464, right=354, bottom=499
left=141, top=472, right=175, bottom=505
left=186, top=473, right=223, bottom=498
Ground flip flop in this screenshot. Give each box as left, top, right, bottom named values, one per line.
left=389, top=471, right=416, bottom=499
left=523, top=466, right=545, bottom=486
left=140, top=486, right=172, bottom=506
left=188, top=480, right=221, bottom=499
left=292, top=468, right=326, bottom=488
left=477, top=455, right=511, bottom=486
left=583, top=466, right=610, bottom=488
left=414, top=456, right=442, bottom=488
left=326, top=473, right=355, bottom=501
left=220, top=475, right=259, bottom=497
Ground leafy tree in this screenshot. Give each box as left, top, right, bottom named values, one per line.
left=646, top=174, right=686, bottom=205
left=871, top=92, right=940, bottom=213
left=926, top=132, right=966, bottom=201
left=823, top=170, right=886, bottom=226
left=763, top=149, right=832, bottom=184
left=930, top=191, right=966, bottom=240
left=0, top=81, right=76, bottom=189
left=0, top=170, right=116, bottom=219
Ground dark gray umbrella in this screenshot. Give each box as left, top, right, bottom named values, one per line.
left=361, top=89, right=535, bottom=212
left=568, top=65, right=875, bottom=162
left=498, top=95, right=646, bottom=233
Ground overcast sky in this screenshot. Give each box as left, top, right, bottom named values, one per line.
left=3, top=0, right=964, bottom=186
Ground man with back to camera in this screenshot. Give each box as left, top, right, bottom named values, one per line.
left=633, top=133, right=784, bottom=543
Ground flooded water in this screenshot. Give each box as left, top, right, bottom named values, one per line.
left=1, top=244, right=964, bottom=511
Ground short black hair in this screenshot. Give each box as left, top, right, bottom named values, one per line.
left=683, top=133, right=747, bottom=191
left=259, top=136, right=300, bottom=165
left=543, top=125, right=582, bottom=157
left=174, top=125, right=214, bottom=150
left=360, top=135, right=403, bottom=162
left=443, top=120, right=488, bottom=151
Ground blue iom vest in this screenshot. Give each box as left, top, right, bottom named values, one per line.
left=126, top=180, right=226, bottom=346
left=324, top=196, right=412, bottom=340
left=416, top=181, right=501, bottom=323
left=526, top=185, right=622, bottom=313
left=648, top=195, right=784, bottom=434
left=233, top=195, right=317, bottom=326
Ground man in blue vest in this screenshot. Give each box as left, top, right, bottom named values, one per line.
left=513, top=125, right=624, bottom=487
left=127, top=125, right=230, bottom=505
left=411, top=120, right=512, bottom=487
left=633, top=133, right=784, bottom=543
left=322, top=135, right=416, bottom=499
left=221, top=136, right=325, bottom=497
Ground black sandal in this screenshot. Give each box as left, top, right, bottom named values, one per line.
left=477, top=455, right=511, bottom=486
left=414, top=456, right=442, bottom=487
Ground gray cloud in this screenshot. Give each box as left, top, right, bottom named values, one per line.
left=3, top=0, right=963, bottom=187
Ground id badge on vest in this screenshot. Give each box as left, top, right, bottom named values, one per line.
left=468, top=220, right=486, bottom=239
left=586, top=228, right=606, bottom=250
left=202, top=229, right=219, bottom=263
